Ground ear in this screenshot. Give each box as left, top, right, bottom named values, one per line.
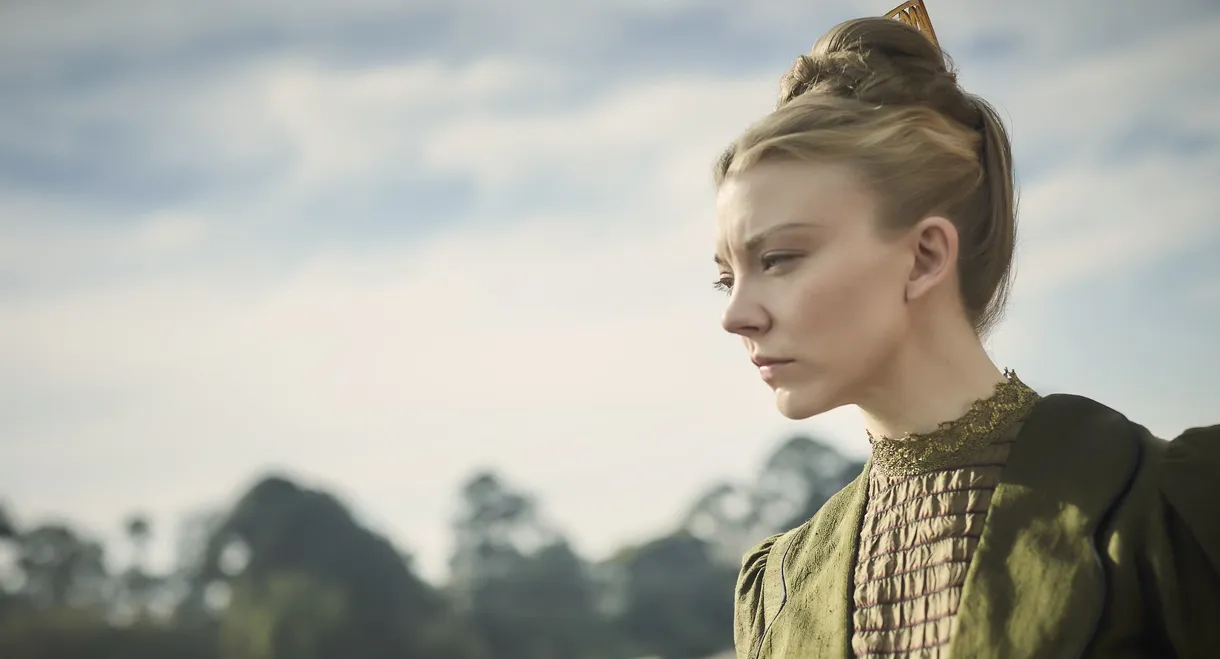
left=904, top=215, right=958, bottom=301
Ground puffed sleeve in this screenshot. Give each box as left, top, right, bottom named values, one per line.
left=734, top=533, right=781, bottom=659
left=1154, top=424, right=1220, bottom=657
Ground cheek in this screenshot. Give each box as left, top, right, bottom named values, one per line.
left=793, top=259, right=904, bottom=340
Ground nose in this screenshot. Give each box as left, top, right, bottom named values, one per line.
left=721, top=285, right=770, bottom=337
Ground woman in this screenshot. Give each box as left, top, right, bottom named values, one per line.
left=711, top=3, right=1220, bottom=658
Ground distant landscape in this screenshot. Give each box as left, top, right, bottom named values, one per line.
left=0, top=434, right=862, bottom=659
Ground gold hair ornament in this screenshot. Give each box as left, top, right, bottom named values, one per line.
left=885, top=0, right=940, bottom=48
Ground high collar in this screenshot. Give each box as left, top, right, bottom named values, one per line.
left=867, top=369, right=1040, bottom=478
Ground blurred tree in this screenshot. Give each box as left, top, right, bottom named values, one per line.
left=758, top=435, right=865, bottom=531
left=118, top=514, right=160, bottom=622
left=0, top=504, right=16, bottom=541
left=0, top=609, right=218, bottom=659
left=684, top=435, right=863, bottom=565
left=611, top=531, right=736, bottom=659
left=172, top=508, right=228, bottom=625
left=188, top=474, right=450, bottom=659
left=220, top=571, right=349, bottom=659
left=125, top=515, right=151, bottom=568
left=450, top=470, right=554, bottom=598
left=682, top=481, right=763, bottom=565
left=0, top=503, right=20, bottom=623
left=14, top=523, right=109, bottom=613
left=450, top=470, right=615, bottom=659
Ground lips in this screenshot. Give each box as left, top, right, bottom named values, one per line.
left=751, top=353, right=795, bottom=384
left=751, top=356, right=794, bottom=367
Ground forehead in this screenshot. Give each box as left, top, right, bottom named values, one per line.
left=715, top=160, right=874, bottom=253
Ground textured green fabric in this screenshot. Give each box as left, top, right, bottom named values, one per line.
left=733, top=466, right=869, bottom=659
left=733, top=393, right=1220, bottom=659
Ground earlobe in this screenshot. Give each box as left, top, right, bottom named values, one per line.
left=904, top=216, right=958, bottom=301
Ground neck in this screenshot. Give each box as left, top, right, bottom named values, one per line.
left=857, top=312, right=1005, bottom=440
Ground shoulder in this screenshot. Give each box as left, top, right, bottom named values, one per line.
left=1060, top=393, right=1220, bottom=550
left=1155, top=422, right=1220, bottom=573
left=732, top=530, right=784, bottom=659
left=1029, top=393, right=1220, bottom=569
left=1023, top=391, right=1217, bottom=465
left=732, top=471, right=864, bottom=659
left=1115, top=418, right=1220, bottom=652
left=1004, top=393, right=1144, bottom=503
left=1018, top=393, right=1162, bottom=482
left=1022, top=393, right=1134, bottom=447
left=734, top=465, right=866, bottom=595
left=1159, top=422, right=1220, bottom=482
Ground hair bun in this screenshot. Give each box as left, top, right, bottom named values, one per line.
left=779, top=53, right=862, bottom=105
left=777, top=17, right=975, bottom=129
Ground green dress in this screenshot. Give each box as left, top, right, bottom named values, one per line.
left=733, top=384, right=1220, bottom=659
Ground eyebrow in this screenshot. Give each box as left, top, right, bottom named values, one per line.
left=714, top=221, right=821, bottom=267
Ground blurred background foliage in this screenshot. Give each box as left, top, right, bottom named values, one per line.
left=0, top=434, right=861, bottom=659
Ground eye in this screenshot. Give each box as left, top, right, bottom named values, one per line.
left=761, top=252, right=800, bottom=271
left=713, top=275, right=734, bottom=295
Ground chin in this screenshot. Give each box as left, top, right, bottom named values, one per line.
left=773, top=386, right=836, bottom=421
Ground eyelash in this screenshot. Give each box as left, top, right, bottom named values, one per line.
left=761, top=253, right=797, bottom=270
left=713, top=253, right=800, bottom=294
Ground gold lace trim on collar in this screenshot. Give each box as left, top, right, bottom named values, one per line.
left=867, top=369, right=1040, bottom=477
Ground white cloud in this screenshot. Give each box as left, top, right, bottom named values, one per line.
left=0, top=0, right=759, bottom=78
left=1186, top=280, right=1220, bottom=307
left=4, top=0, right=1210, bottom=74
left=0, top=0, right=412, bottom=69
left=1, top=55, right=558, bottom=200
left=0, top=203, right=214, bottom=287
left=0, top=55, right=565, bottom=288
left=1012, top=148, right=1220, bottom=297
left=258, top=57, right=561, bottom=190
left=421, top=75, right=776, bottom=191
left=980, top=15, right=1220, bottom=166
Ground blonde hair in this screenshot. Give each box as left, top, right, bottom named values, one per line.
left=714, top=17, right=1017, bottom=336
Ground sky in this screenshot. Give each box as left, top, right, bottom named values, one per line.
left=2, top=0, right=1218, bottom=583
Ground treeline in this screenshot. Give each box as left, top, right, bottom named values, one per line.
left=0, top=435, right=862, bottom=659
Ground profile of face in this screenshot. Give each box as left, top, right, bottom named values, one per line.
left=714, top=159, right=926, bottom=420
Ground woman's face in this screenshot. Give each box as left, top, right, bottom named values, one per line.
left=714, top=159, right=914, bottom=420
